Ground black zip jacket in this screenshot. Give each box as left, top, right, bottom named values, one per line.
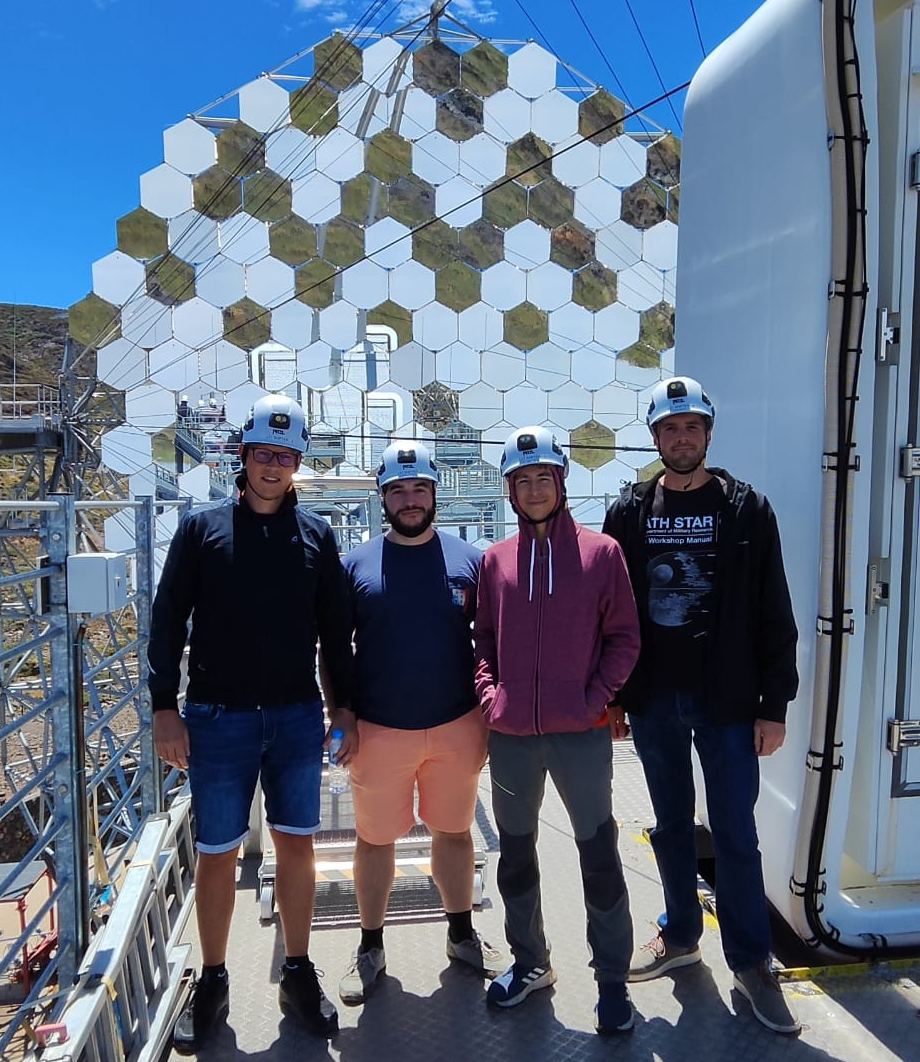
left=147, top=487, right=352, bottom=712
left=602, top=467, right=798, bottom=724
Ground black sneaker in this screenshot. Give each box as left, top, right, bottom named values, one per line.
left=173, top=969, right=229, bottom=1054
left=594, top=981, right=634, bottom=1035
left=486, top=963, right=556, bottom=1007
left=279, top=961, right=339, bottom=1037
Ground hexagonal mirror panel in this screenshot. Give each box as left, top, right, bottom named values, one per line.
left=78, top=28, right=676, bottom=528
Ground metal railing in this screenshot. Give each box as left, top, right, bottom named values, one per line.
left=0, top=484, right=622, bottom=1057
left=0, top=384, right=62, bottom=426
left=36, top=797, right=195, bottom=1062
left=0, top=496, right=187, bottom=1058
left=296, top=482, right=617, bottom=556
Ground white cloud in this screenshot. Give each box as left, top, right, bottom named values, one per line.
left=294, top=0, right=497, bottom=26
left=446, top=0, right=498, bottom=25
left=394, top=0, right=499, bottom=24
left=393, top=0, right=429, bottom=16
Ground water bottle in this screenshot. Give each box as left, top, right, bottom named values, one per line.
left=328, top=729, right=350, bottom=795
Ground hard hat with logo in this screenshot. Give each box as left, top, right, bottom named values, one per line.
left=241, top=394, right=309, bottom=454
left=645, top=376, right=715, bottom=431
left=500, top=425, right=569, bottom=478
left=376, top=440, right=440, bottom=490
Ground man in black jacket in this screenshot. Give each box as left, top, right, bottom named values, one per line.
left=603, top=376, right=800, bottom=1034
left=149, top=394, right=352, bottom=1051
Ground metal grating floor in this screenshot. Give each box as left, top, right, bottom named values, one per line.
left=167, top=741, right=920, bottom=1062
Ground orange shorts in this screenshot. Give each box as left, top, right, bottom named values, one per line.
left=350, top=708, right=488, bottom=845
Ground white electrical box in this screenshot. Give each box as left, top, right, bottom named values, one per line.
left=66, top=552, right=128, bottom=616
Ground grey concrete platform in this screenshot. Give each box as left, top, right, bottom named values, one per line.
left=169, top=741, right=920, bottom=1062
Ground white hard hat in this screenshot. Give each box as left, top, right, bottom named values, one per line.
left=646, top=376, right=715, bottom=430
left=376, top=440, right=439, bottom=489
left=500, top=425, right=568, bottom=478
left=241, top=394, right=309, bottom=453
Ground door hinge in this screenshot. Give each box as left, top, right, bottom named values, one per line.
left=876, top=307, right=900, bottom=364
left=887, top=719, right=920, bottom=755
left=900, top=446, right=920, bottom=478
left=910, top=150, right=920, bottom=189
left=866, top=561, right=889, bottom=615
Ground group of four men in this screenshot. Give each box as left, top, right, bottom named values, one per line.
left=149, top=376, right=801, bottom=1053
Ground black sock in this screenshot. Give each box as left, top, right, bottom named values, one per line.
left=446, top=910, right=474, bottom=944
left=360, top=926, right=384, bottom=952
left=284, top=954, right=309, bottom=971
left=201, top=963, right=227, bottom=980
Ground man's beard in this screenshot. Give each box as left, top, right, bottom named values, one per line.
left=660, top=443, right=707, bottom=475
left=663, top=453, right=703, bottom=473
left=385, top=500, right=436, bottom=538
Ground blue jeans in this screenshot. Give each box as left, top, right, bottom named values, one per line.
left=628, top=688, right=771, bottom=971
left=182, top=699, right=325, bottom=854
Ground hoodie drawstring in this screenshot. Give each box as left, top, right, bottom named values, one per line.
left=527, top=537, right=554, bottom=602
left=547, top=537, right=554, bottom=596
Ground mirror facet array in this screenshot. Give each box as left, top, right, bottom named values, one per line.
left=71, top=31, right=678, bottom=531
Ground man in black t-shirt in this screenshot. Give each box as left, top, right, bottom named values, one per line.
left=603, top=377, right=800, bottom=1034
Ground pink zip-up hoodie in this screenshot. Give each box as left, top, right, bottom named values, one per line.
left=474, top=507, right=640, bottom=735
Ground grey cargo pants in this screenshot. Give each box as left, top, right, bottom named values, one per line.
left=488, top=726, right=633, bottom=983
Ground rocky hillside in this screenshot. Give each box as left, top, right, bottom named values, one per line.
left=0, top=303, right=70, bottom=387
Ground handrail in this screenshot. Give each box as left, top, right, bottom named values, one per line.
left=0, top=497, right=175, bottom=1058
left=35, top=795, right=195, bottom=1062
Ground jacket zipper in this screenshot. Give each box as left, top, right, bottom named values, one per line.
left=533, top=547, right=545, bottom=734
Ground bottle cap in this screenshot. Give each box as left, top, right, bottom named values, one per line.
left=331, top=728, right=344, bottom=739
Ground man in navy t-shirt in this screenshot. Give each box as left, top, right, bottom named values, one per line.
left=330, top=440, right=505, bottom=1006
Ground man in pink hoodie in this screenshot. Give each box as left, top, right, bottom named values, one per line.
left=474, top=425, right=641, bottom=1035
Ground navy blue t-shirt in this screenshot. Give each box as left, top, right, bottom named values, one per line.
left=343, top=531, right=482, bottom=729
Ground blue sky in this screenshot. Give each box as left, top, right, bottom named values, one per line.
left=1, top=0, right=762, bottom=310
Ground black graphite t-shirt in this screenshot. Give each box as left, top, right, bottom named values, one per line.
left=344, top=531, right=481, bottom=729
left=644, top=476, right=726, bottom=688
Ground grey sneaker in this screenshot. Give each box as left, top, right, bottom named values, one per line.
left=733, top=963, right=801, bottom=1033
left=445, top=931, right=506, bottom=978
left=338, top=947, right=386, bottom=1005
left=627, top=932, right=701, bottom=982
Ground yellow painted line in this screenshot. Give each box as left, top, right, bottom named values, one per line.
left=316, top=868, right=355, bottom=881
left=626, top=827, right=720, bottom=930
left=626, top=827, right=920, bottom=990
left=316, top=861, right=433, bottom=882
left=780, top=957, right=920, bottom=982
left=394, top=864, right=432, bottom=878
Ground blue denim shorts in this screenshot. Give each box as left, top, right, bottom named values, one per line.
left=181, top=699, right=325, bottom=854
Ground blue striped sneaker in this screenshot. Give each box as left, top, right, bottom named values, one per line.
left=486, top=963, right=556, bottom=1007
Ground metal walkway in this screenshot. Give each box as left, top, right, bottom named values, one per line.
left=165, top=743, right=920, bottom=1062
